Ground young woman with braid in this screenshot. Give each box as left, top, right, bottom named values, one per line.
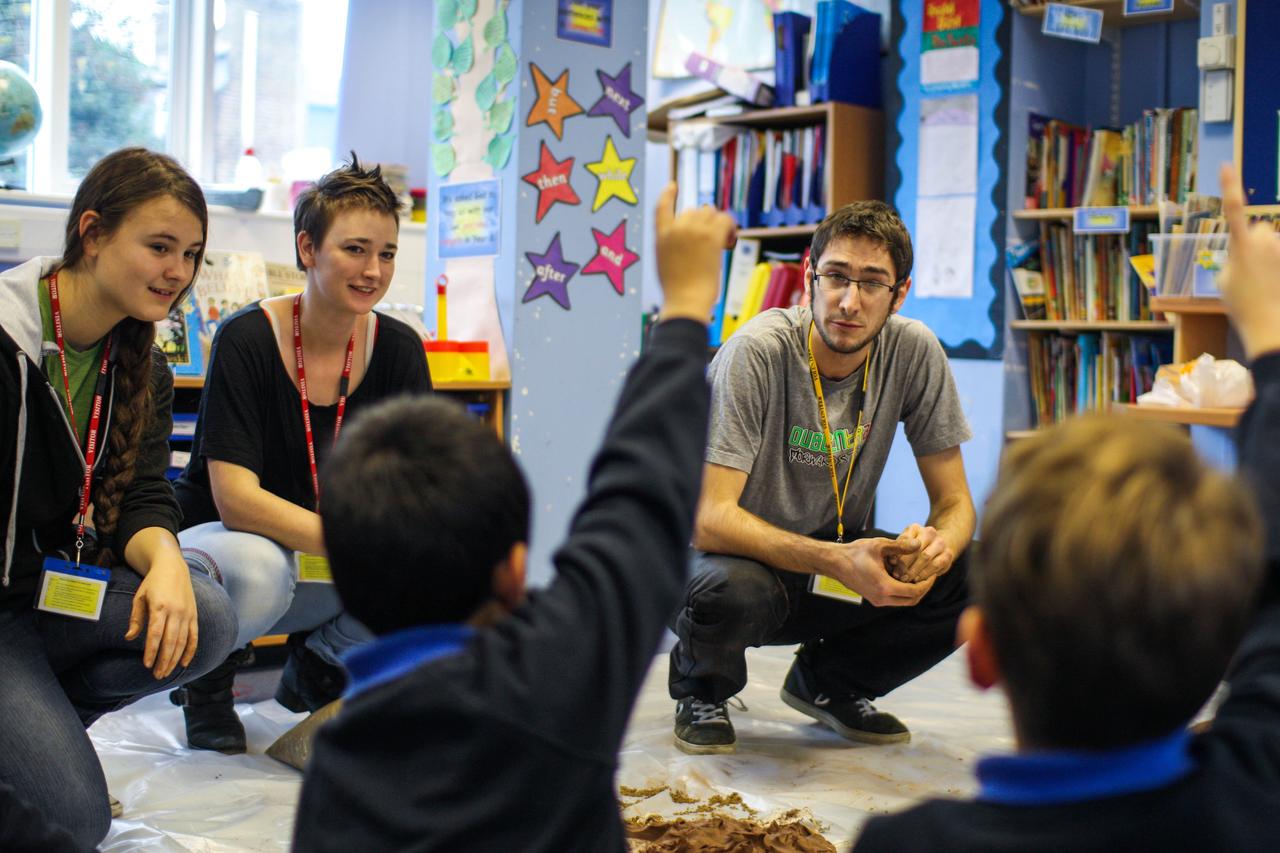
left=171, top=155, right=432, bottom=754
left=0, top=147, right=238, bottom=848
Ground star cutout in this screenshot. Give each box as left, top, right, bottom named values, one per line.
left=581, top=220, right=638, bottom=295
left=525, top=63, right=584, bottom=140
left=587, top=63, right=644, bottom=137
left=523, top=232, right=579, bottom=311
left=521, top=141, right=580, bottom=224
left=585, top=136, right=637, bottom=212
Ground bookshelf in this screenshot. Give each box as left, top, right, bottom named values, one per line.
left=667, top=101, right=884, bottom=244
left=1004, top=5, right=1201, bottom=431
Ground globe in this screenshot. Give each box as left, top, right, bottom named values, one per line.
left=0, top=60, right=42, bottom=158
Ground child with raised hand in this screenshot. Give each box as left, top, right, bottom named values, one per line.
left=0, top=147, right=237, bottom=847
left=291, top=186, right=735, bottom=851
left=171, top=154, right=432, bottom=753
left=853, top=162, right=1280, bottom=851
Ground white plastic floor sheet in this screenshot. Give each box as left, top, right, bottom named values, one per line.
left=94, top=645, right=1013, bottom=851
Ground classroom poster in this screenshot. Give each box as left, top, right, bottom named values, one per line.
left=557, top=0, right=612, bottom=47
left=439, top=179, right=502, bottom=258
left=921, top=0, right=979, bottom=93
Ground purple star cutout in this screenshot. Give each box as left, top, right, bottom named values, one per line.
left=587, top=63, right=644, bottom=137
left=522, top=233, right=579, bottom=311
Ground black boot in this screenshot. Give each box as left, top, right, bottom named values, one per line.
left=275, top=632, right=347, bottom=713
left=170, top=644, right=255, bottom=754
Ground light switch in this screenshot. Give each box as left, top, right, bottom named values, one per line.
left=1201, top=69, right=1233, bottom=124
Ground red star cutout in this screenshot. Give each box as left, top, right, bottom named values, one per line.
left=525, top=63, right=584, bottom=140
left=521, top=141, right=580, bottom=223
left=581, top=219, right=638, bottom=295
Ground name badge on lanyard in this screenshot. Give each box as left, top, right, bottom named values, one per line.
left=292, top=294, right=355, bottom=585
left=38, top=558, right=109, bottom=620
left=295, top=551, right=334, bottom=584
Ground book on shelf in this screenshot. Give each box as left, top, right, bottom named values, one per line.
left=1035, top=220, right=1157, bottom=322
left=713, top=252, right=805, bottom=346
left=1025, top=108, right=1198, bottom=209
left=1026, top=331, right=1173, bottom=427
left=673, top=122, right=828, bottom=227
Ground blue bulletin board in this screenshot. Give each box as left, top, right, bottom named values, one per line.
left=1241, top=0, right=1280, bottom=207
left=892, top=0, right=1008, bottom=359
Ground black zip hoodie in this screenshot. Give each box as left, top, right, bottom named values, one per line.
left=0, top=257, right=181, bottom=603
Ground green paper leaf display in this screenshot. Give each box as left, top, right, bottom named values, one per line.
left=488, top=99, right=515, bottom=134
left=432, top=143, right=457, bottom=177
left=494, top=44, right=517, bottom=87
left=433, top=108, right=455, bottom=141
left=483, top=10, right=507, bottom=49
left=433, top=73, right=456, bottom=104
left=431, top=32, right=453, bottom=69
left=484, top=133, right=514, bottom=170
left=437, top=0, right=458, bottom=30
left=451, top=35, right=474, bottom=75
left=475, top=73, right=497, bottom=112
left=458, top=0, right=477, bottom=19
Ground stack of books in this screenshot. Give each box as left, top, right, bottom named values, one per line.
left=676, top=124, right=827, bottom=227
left=708, top=240, right=807, bottom=345
left=1027, top=332, right=1172, bottom=427
left=1025, top=108, right=1199, bottom=208
left=1034, top=221, right=1158, bottom=321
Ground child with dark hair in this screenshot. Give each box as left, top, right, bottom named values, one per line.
left=291, top=186, right=736, bottom=851
left=171, top=154, right=432, bottom=753
left=853, top=162, right=1280, bottom=851
left=0, top=147, right=238, bottom=847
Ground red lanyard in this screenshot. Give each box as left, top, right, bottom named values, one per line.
left=293, top=294, right=356, bottom=502
left=47, top=274, right=113, bottom=566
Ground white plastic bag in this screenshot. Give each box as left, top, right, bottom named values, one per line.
left=1136, top=353, right=1254, bottom=409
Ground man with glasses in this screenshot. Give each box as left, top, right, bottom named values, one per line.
left=669, top=200, right=975, bottom=754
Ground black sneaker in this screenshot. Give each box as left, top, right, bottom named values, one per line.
left=673, top=697, right=737, bottom=754
left=780, top=660, right=910, bottom=744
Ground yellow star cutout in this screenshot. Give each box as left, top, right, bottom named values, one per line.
left=585, top=136, right=637, bottom=212
left=525, top=63, right=584, bottom=140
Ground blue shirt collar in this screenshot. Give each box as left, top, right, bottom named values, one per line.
left=342, top=623, right=476, bottom=700
left=977, top=729, right=1194, bottom=806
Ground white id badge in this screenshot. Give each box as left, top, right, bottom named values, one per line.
left=37, top=558, right=109, bottom=620
left=295, top=552, right=334, bottom=583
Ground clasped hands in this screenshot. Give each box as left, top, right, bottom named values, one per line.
left=825, top=524, right=952, bottom=607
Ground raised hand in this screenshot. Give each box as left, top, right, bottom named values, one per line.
left=653, top=182, right=738, bottom=323
left=1220, top=162, right=1280, bottom=359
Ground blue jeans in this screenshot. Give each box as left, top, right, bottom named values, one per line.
left=179, top=522, right=372, bottom=666
left=0, top=562, right=236, bottom=848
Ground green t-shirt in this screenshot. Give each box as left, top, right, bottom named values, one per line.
left=38, top=278, right=106, bottom=444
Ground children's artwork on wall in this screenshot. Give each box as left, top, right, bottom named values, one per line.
left=439, top=179, right=502, bottom=258
left=525, top=63, right=584, bottom=140
left=557, top=0, right=612, bottom=47
left=581, top=219, right=638, bottom=295
left=921, top=0, right=980, bottom=93
left=585, top=136, right=637, bottom=211
left=522, top=232, right=579, bottom=310
left=587, top=63, right=643, bottom=137
left=522, top=141, right=580, bottom=223
left=433, top=0, right=518, bottom=178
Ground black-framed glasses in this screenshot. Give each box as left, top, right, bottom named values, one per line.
left=812, top=271, right=898, bottom=298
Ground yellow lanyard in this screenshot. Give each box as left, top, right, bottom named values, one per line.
left=806, top=322, right=872, bottom=543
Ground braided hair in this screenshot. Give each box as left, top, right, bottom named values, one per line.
left=57, top=148, right=208, bottom=566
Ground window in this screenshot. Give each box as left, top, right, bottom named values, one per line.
left=1, top=0, right=347, bottom=194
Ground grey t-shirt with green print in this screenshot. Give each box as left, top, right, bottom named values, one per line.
left=706, top=305, right=971, bottom=539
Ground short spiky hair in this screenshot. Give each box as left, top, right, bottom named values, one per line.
left=319, top=396, right=532, bottom=634
left=292, top=151, right=401, bottom=269
left=809, top=200, right=913, bottom=283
